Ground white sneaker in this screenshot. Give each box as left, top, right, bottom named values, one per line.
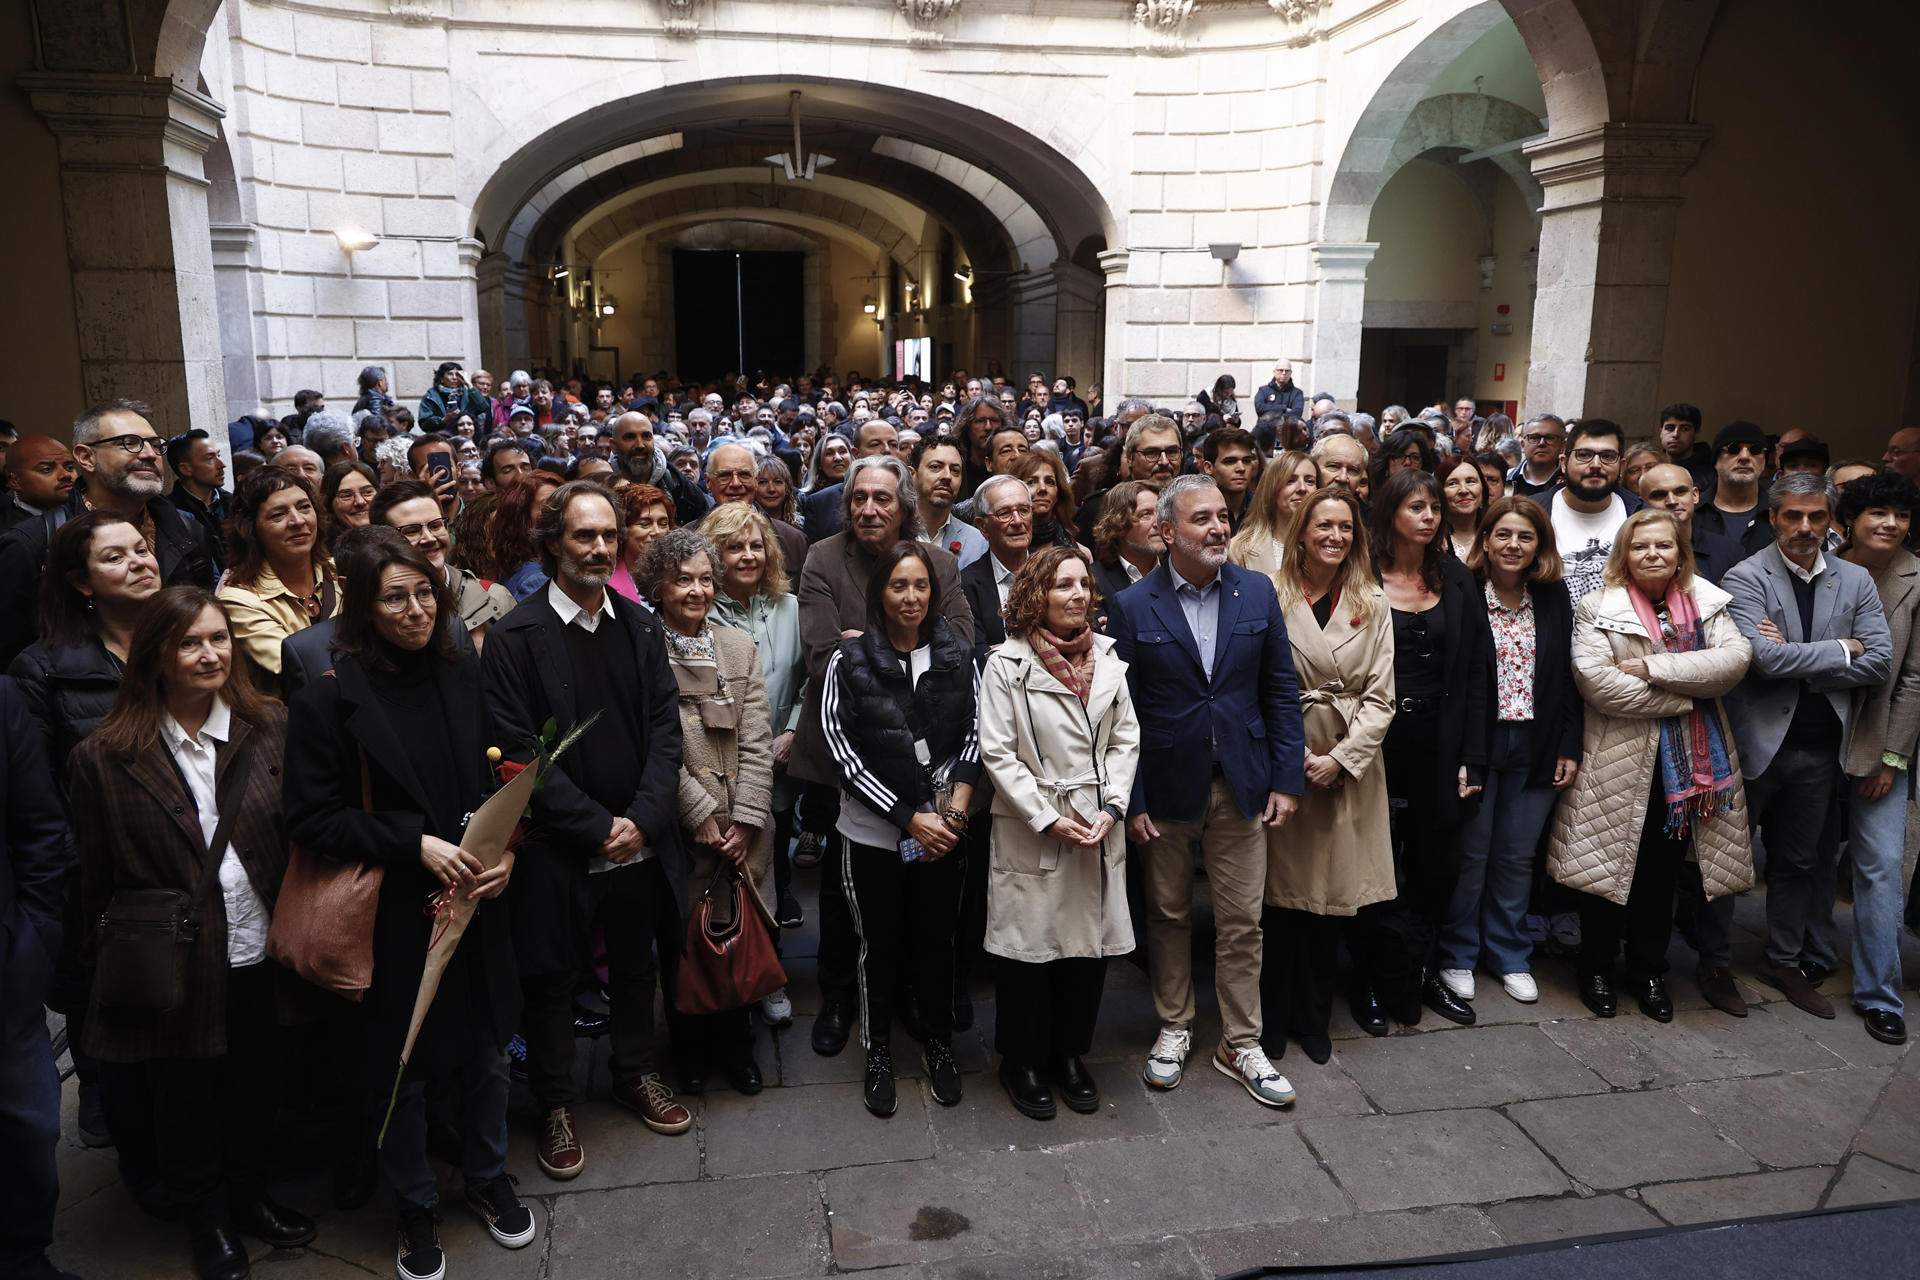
left=1438, top=968, right=1476, bottom=1001
left=1212, top=1042, right=1296, bottom=1108
left=1501, top=972, right=1539, bottom=1003
left=761, top=987, right=794, bottom=1027
left=1142, top=1025, right=1191, bottom=1089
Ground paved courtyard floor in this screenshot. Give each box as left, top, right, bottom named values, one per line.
left=47, top=876, right=1920, bottom=1279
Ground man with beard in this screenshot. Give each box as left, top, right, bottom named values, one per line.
left=482, top=481, right=693, bottom=1182
left=609, top=411, right=709, bottom=527
left=0, top=399, right=213, bottom=662
left=956, top=395, right=1012, bottom=499
left=1107, top=475, right=1304, bottom=1108
left=790, top=456, right=974, bottom=1058
left=913, top=438, right=986, bottom=569
left=1545, top=419, right=1631, bottom=605
left=1696, top=421, right=1778, bottom=558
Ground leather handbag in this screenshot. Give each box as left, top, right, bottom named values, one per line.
left=94, top=807, right=237, bottom=1015
left=674, top=864, right=787, bottom=1016
left=266, top=745, right=382, bottom=1001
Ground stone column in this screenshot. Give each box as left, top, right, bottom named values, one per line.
left=456, top=238, right=485, bottom=372
left=24, top=74, right=226, bottom=438
left=1052, top=261, right=1104, bottom=391
left=1523, top=123, right=1709, bottom=421
left=1007, top=269, right=1059, bottom=377
left=476, top=252, right=531, bottom=374
left=1098, top=249, right=1131, bottom=406
left=1308, top=242, right=1378, bottom=411
left=209, top=223, right=262, bottom=429
left=972, top=275, right=1012, bottom=375
left=803, top=248, right=826, bottom=372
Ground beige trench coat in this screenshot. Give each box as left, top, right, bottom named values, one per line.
left=1548, top=579, right=1755, bottom=905
left=977, top=633, right=1141, bottom=963
left=1264, top=587, right=1398, bottom=916
left=673, top=625, right=776, bottom=915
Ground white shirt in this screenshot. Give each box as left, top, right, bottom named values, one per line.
left=1550, top=491, right=1628, bottom=606
left=1779, top=549, right=1855, bottom=666
left=160, top=697, right=270, bottom=967
left=991, top=553, right=1019, bottom=608
left=548, top=579, right=615, bottom=632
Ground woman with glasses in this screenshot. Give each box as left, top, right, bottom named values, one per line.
left=372, top=479, right=515, bottom=653
left=217, top=466, right=338, bottom=686
left=1351, top=469, right=1492, bottom=1034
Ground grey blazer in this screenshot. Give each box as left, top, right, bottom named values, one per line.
left=1721, top=543, right=1893, bottom=778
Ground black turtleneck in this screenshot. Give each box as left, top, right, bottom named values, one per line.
left=364, top=640, right=461, bottom=832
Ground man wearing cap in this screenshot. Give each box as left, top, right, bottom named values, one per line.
left=1254, top=362, right=1306, bottom=422
left=1776, top=432, right=1830, bottom=477
left=1695, top=421, right=1778, bottom=556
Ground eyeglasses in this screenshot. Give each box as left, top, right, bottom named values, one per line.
left=375, top=588, right=438, bottom=614
left=93, top=434, right=163, bottom=456
left=986, top=504, right=1034, bottom=522
left=1569, top=448, right=1621, bottom=465
left=1132, top=445, right=1181, bottom=461
left=392, top=518, right=449, bottom=540
left=707, top=469, right=755, bottom=485
left=1523, top=433, right=1563, bottom=446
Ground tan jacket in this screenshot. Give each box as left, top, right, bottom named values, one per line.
left=1548, top=580, right=1755, bottom=905
left=1264, top=587, right=1397, bottom=915
left=1844, top=549, right=1920, bottom=777
left=977, top=633, right=1140, bottom=962
left=218, top=562, right=339, bottom=677
left=672, top=625, right=775, bottom=911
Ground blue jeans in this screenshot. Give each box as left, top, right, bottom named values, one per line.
left=380, top=1016, right=511, bottom=1212
left=1439, top=722, right=1559, bottom=976
left=1844, top=768, right=1910, bottom=1015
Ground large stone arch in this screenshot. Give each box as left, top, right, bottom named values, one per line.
left=572, top=185, right=921, bottom=271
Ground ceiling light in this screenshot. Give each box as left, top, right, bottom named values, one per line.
left=334, top=226, right=379, bottom=253
left=551, top=265, right=570, bottom=279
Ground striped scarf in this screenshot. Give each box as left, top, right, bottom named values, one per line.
left=1625, top=580, right=1737, bottom=835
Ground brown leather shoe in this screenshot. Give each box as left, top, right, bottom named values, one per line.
left=614, top=1072, right=693, bottom=1135
left=536, top=1106, right=585, bottom=1180
left=1696, top=966, right=1748, bottom=1018
left=1761, top=962, right=1835, bottom=1020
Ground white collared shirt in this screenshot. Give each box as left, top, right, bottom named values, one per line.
left=547, top=579, right=616, bottom=632
left=160, top=697, right=270, bottom=967
left=992, top=552, right=1018, bottom=608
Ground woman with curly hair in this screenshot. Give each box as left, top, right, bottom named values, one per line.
left=610, top=482, right=674, bottom=605
left=488, top=474, right=561, bottom=601
left=218, top=466, right=338, bottom=686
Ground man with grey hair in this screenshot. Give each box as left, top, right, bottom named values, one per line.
left=791, top=452, right=973, bottom=1060
left=301, top=410, right=358, bottom=471
left=801, top=419, right=900, bottom=544
left=0, top=399, right=215, bottom=662
left=959, top=475, right=1031, bottom=660
left=1311, top=432, right=1369, bottom=501
left=1711, top=470, right=1892, bottom=1024
left=274, top=445, right=325, bottom=491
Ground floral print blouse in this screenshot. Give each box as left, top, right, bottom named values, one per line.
left=1484, top=579, right=1536, bottom=722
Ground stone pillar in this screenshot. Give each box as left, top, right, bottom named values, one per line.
left=1308, top=242, right=1378, bottom=411
left=803, top=248, right=826, bottom=372
left=24, top=74, right=226, bottom=438
left=1523, top=123, right=1709, bottom=422
left=972, top=275, right=1012, bottom=375
left=1007, top=269, right=1059, bottom=377
left=456, top=238, right=485, bottom=372
left=1098, top=249, right=1130, bottom=405
left=209, top=223, right=262, bottom=428
left=1052, top=261, right=1104, bottom=391
left=476, top=252, right=531, bottom=374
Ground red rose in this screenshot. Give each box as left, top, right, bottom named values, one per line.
left=496, top=758, right=528, bottom=784
left=949, top=540, right=963, bottom=554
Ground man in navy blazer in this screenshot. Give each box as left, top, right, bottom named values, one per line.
left=1108, top=475, right=1305, bottom=1109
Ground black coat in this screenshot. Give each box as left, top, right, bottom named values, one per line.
left=480, top=590, right=685, bottom=978
left=280, top=616, right=475, bottom=700
left=0, top=492, right=214, bottom=664
left=826, top=620, right=982, bottom=829
left=285, top=651, right=519, bottom=1090
left=1694, top=491, right=1776, bottom=558
left=1690, top=524, right=1748, bottom=586
left=960, top=554, right=1009, bottom=665
left=1475, top=578, right=1584, bottom=791
left=8, top=636, right=122, bottom=785
left=798, top=483, right=845, bottom=544
left=2, top=677, right=71, bottom=1015
left=1418, top=556, right=1496, bottom=822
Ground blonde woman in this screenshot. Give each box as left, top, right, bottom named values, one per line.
left=1258, top=486, right=1396, bottom=1063
left=1229, top=450, right=1320, bottom=577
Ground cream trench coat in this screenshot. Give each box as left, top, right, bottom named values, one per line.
left=1263, top=587, right=1398, bottom=916
left=977, top=633, right=1141, bottom=963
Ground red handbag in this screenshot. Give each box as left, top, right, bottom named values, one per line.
left=675, top=865, right=787, bottom=1015
left=267, top=746, right=382, bottom=1001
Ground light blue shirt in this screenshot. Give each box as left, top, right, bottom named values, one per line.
left=923, top=514, right=988, bottom=570
left=1173, top=569, right=1222, bottom=680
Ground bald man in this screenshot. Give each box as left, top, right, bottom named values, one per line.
left=1883, top=427, right=1920, bottom=483
left=1, top=437, right=77, bottom=534
left=1637, top=462, right=1746, bottom=585
left=705, top=442, right=807, bottom=576
left=274, top=445, right=324, bottom=491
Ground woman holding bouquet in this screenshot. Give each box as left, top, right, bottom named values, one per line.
left=284, top=528, right=530, bottom=1280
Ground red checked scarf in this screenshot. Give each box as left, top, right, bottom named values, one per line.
left=1029, top=625, right=1094, bottom=703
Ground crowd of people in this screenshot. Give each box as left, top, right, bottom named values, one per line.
left=3, top=361, right=1919, bottom=1280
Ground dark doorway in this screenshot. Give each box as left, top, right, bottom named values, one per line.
left=1357, top=328, right=1476, bottom=413
left=672, top=250, right=804, bottom=382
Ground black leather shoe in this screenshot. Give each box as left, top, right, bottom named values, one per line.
left=673, top=1055, right=707, bottom=1097
left=1634, top=976, right=1674, bottom=1023
left=1348, top=988, right=1389, bottom=1037
left=1580, top=973, right=1618, bottom=1018
left=1052, top=1057, right=1099, bottom=1113
left=1000, top=1061, right=1057, bottom=1120
left=864, top=1044, right=897, bottom=1118
left=230, top=1195, right=316, bottom=1250
left=331, top=1147, right=378, bottom=1212
left=1858, top=1006, right=1909, bottom=1046
left=1294, top=1031, right=1333, bottom=1065
left=726, top=1054, right=764, bottom=1095
left=1423, top=976, right=1476, bottom=1026
left=812, top=1001, right=853, bottom=1057
left=1799, top=958, right=1833, bottom=987
left=924, top=1040, right=963, bottom=1107
left=190, top=1225, right=251, bottom=1280
left=571, top=1006, right=611, bottom=1038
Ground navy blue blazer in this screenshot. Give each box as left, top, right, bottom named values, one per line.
left=1108, top=560, right=1306, bottom=824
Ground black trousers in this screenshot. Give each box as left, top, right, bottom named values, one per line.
left=805, top=785, right=859, bottom=1008
left=1260, top=906, right=1342, bottom=1048
left=993, top=955, right=1106, bottom=1069
left=1351, top=709, right=1459, bottom=1003
left=771, top=803, right=795, bottom=906
left=954, top=823, right=991, bottom=991
left=144, top=962, right=277, bottom=1230
left=523, top=860, right=687, bottom=1109
left=1579, top=779, right=1688, bottom=982
left=844, top=840, right=964, bottom=1047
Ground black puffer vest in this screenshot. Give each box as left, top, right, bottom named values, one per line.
left=833, top=617, right=977, bottom=814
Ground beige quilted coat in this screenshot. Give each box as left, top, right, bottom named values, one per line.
left=1548, top=579, right=1755, bottom=906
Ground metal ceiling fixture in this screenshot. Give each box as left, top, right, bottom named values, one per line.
left=763, top=90, right=836, bottom=182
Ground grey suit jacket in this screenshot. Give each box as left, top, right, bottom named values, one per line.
left=1721, top=543, right=1893, bottom=778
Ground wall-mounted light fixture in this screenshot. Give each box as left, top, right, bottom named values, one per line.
left=334, top=226, right=379, bottom=253
left=550, top=265, right=570, bottom=279
left=1208, top=243, right=1241, bottom=263
left=600, top=294, right=619, bottom=317
left=953, top=265, right=972, bottom=283
left=862, top=295, right=877, bottom=315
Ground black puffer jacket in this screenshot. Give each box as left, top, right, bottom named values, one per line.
left=821, top=617, right=982, bottom=830
left=8, top=635, right=123, bottom=787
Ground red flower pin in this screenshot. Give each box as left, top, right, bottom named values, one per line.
left=949, top=540, right=963, bottom=554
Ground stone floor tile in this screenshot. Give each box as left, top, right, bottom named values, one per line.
left=1541, top=1005, right=1847, bottom=1090
left=1678, top=1066, right=1891, bottom=1168
left=1827, top=1153, right=1920, bottom=1207
left=1483, top=1193, right=1663, bottom=1244
left=1791, top=1012, right=1913, bottom=1070
left=1190, top=1206, right=1501, bottom=1274
left=1851, top=1072, right=1920, bottom=1172
left=825, top=1147, right=1097, bottom=1271
left=504, top=1094, right=702, bottom=1192
left=703, top=1079, right=933, bottom=1175
left=1639, top=1166, right=1833, bottom=1224
left=1066, top=1128, right=1350, bottom=1237
left=1302, top=1108, right=1566, bottom=1211
left=1140, top=1046, right=1374, bottom=1131
left=928, top=1066, right=1167, bottom=1154
left=1337, top=1022, right=1607, bottom=1112
left=1507, top=1090, right=1756, bottom=1189
left=915, top=1237, right=1208, bottom=1279
left=290, top=1193, right=550, bottom=1280
left=549, top=1174, right=827, bottom=1279
left=48, top=1183, right=209, bottom=1280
